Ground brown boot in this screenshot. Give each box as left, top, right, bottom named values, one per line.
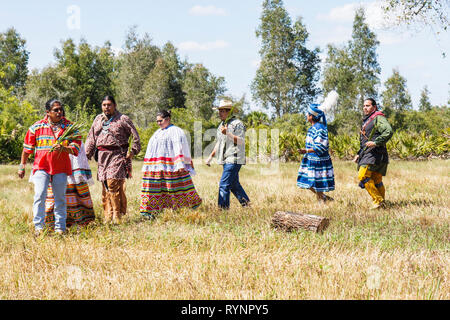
left=112, top=213, right=122, bottom=225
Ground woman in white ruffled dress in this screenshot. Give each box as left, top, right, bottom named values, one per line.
left=140, top=110, right=202, bottom=217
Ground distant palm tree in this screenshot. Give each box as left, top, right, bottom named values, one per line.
left=244, top=111, right=270, bottom=127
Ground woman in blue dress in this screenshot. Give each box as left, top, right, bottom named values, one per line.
left=297, top=104, right=335, bottom=202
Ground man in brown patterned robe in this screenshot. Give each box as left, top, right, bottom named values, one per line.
left=85, top=96, right=141, bottom=224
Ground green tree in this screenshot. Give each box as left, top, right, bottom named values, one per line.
left=252, top=0, right=321, bottom=117
left=25, top=66, right=68, bottom=112
left=382, top=68, right=412, bottom=111
left=0, top=68, right=38, bottom=162
left=244, top=111, right=270, bottom=128
left=323, top=7, right=380, bottom=134
left=161, top=42, right=186, bottom=109
left=381, top=68, right=412, bottom=130
left=140, top=58, right=172, bottom=127
left=418, top=85, right=433, bottom=111
left=448, top=84, right=450, bottom=106
left=447, top=84, right=450, bottom=106
left=382, top=0, right=449, bottom=32
left=0, top=27, right=29, bottom=96
left=55, top=39, right=116, bottom=114
left=349, top=7, right=381, bottom=109
left=402, top=107, right=450, bottom=135
left=322, top=45, right=358, bottom=114
left=26, top=39, right=116, bottom=114
left=115, top=27, right=161, bottom=118
left=182, top=63, right=226, bottom=120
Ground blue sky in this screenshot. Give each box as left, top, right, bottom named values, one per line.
left=1, top=0, right=449, bottom=111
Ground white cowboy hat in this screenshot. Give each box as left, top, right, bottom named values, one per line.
left=217, top=99, right=233, bottom=110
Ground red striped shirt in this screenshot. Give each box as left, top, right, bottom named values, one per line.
left=23, top=116, right=81, bottom=175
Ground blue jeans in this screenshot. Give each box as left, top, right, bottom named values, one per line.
left=32, top=170, right=68, bottom=231
left=218, top=164, right=250, bottom=209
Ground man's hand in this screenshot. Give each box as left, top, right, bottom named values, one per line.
left=52, top=143, right=70, bottom=153
left=126, top=151, right=133, bottom=160
left=205, top=155, right=213, bottom=167
left=18, top=152, right=30, bottom=179
left=353, top=155, right=359, bottom=163
left=298, top=148, right=307, bottom=154
left=365, top=141, right=376, bottom=148
left=220, top=125, right=227, bottom=135
left=18, top=167, right=25, bottom=179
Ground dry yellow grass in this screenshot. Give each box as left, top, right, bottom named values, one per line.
left=0, top=159, right=448, bottom=299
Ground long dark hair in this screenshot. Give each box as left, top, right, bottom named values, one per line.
left=365, top=98, right=377, bottom=107
left=156, top=110, right=171, bottom=119
left=45, top=99, right=62, bottom=111
left=102, top=95, right=116, bottom=105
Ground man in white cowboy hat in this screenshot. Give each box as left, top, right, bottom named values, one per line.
left=206, top=99, right=250, bottom=209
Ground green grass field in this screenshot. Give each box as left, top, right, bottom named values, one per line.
left=0, top=159, right=448, bottom=299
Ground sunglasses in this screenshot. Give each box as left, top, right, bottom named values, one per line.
left=156, top=118, right=167, bottom=124
left=51, top=108, right=64, bottom=113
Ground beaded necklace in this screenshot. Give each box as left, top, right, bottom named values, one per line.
left=49, top=119, right=63, bottom=133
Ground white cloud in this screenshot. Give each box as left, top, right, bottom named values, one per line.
left=315, top=26, right=352, bottom=46
left=317, top=3, right=359, bottom=23
left=189, top=5, right=227, bottom=16
left=178, top=40, right=229, bottom=51
left=316, top=1, right=410, bottom=46
left=316, top=1, right=394, bottom=30
left=377, top=32, right=406, bottom=45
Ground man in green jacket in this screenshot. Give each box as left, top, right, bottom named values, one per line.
left=353, top=98, right=393, bottom=209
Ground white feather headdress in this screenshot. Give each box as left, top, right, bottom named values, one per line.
left=319, top=90, right=339, bottom=113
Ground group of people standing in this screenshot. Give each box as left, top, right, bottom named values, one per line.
left=17, top=95, right=392, bottom=236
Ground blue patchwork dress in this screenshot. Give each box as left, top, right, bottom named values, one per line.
left=297, top=123, right=335, bottom=192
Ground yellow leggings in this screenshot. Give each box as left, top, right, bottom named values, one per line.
left=358, top=166, right=385, bottom=205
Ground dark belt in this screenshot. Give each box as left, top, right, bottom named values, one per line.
left=98, top=144, right=129, bottom=152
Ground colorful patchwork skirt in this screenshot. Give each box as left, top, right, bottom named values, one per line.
left=297, top=154, right=335, bottom=192
left=140, top=169, right=202, bottom=216
left=45, top=182, right=95, bottom=228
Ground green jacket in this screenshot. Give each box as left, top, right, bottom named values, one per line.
left=358, top=114, right=393, bottom=175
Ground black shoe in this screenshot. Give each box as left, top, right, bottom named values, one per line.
left=142, top=214, right=156, bottom=221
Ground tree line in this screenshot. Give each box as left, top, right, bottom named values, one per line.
left=0, top=0, right=449, bottom=163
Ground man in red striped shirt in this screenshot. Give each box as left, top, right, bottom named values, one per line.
left=18, top=99, right=81, bottom=235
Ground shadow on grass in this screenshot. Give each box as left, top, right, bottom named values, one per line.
left=385, top=199, right=436, bottom=209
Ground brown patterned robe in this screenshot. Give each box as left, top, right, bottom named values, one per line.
left=85, top=111, right=141, bottom=182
